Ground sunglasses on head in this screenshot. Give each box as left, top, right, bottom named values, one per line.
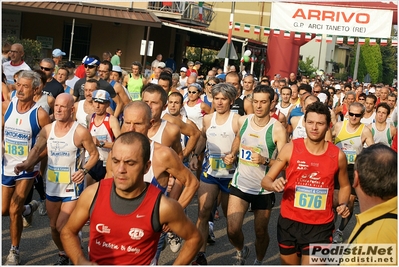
left=40, top=66, right=52, bottom=71
left=84, top=64, right=96, bottom=69
left=188, top=91, right=198, bottom=94
left=348, top=112, right=362, bottom=118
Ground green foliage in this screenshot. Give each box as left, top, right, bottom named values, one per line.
left=380, top=45, right=397, bottom=85
left=334, top=72, right=348, bottom=82
left=186, top=46, right=218, bottom=64
left=349, top=45, right=367, bottom=82
left=349, top=38, right=396, bottom=84
left=298, top=56, right=317, bottom=77
left=361, top=39, right=382, bottom=83
left=5, top=36, right=42, bottom=69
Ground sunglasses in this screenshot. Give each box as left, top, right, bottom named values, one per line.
left=358, top=98, right=365, bottom=100
left=207, top=83, right=216, bottom=86
left=348, top=112, right=362, bottom=118
left=84, top=64, right=96, bottom=69
left=188, top=91, right=198, bottom=94
left=313, top=91, right=321, bottom=94
left=40, top=66, right=52, bottom=71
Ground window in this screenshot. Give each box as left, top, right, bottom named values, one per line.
left=62, top=22, right=91, bottom=61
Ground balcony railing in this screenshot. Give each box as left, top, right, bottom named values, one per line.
left=148, top=1, right=184, bottom=14
left=148, top=2, right=215, bottom=27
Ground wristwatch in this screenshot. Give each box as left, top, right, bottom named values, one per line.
left=263, top=157, right=271, bottom=166
left=80, top=168, right=89, bottom=175
left=99, top=141, right=105, bottom=148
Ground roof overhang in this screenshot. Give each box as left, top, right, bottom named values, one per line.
left=2, top=1, right=162, bottom=28
left=162, top=21, right=267, bottom=46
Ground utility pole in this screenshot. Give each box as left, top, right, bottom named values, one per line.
left=353, top=42, right=361, bottom=81
left=224, top=2, right=235, bottom=74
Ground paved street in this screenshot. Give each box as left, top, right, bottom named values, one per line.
left=2, top=191, right=358, bottom=265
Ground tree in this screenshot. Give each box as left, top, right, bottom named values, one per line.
left=361, top=39, right=383, bottom=83
left=350, top=38, right=382, bottom=83
left=6, top=36, right=42, bottom=69
left=298, top=56, right=317, bottom=77
left=349, top=38, right=396, bottom=84
left=380, top=42, right=397, bottom=85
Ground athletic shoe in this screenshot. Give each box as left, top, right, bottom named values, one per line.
left=254, top=259, right=263, bottom=265
left=38, top=199, right=47, bottom=216
left=208, top=222, right=216, bottom=244
left=191, top=253, right=207, bottom=265
left=167, top=232, right=182, bottom=253
left=22, top=216, right=30, bottom=228
left=23, top=200, right=39, bottom=227
left=234, top=245, right=250, bottom=265
left=332, top=230, right=344, bottom=244
left=54, top=254, right=70, bottom=265
left=4, top=249, right=20, bottom=265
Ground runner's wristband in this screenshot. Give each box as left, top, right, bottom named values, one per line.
left=80, top=168, right=89, bottom=175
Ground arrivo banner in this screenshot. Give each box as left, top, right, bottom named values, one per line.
left=270, top=2, right=393, bottom=38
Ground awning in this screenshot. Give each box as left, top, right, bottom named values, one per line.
left=2, top=2, right=162, bottom=28
left=163, top=21, right=244, bottom=43
left=162, top=21, right=267, bottom=46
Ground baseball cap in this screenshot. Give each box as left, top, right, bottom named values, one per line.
left=158, top=62, right=166, bottom=68
left=369, top=88, right=376, bottom=94
left=180, top=67, right=187, bottom=72
left=112, top=65, right=122, bottom=73
left=92, top=90, right=111, bottom=103
left=83, top=56, right=100, bottom=66
left=334, top=84, right=341, bottom=90
left=52, top=48, right=66, bottom=57
left=63, top=61, right=76, bottom=68
left=195, top=61, right=203, bottom=65
left=187, top=61, right=194, bottom=66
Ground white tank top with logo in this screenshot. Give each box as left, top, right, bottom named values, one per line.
left=202, top=111, right=236, bottom=178
left=46, top=121, right=82, bottom=198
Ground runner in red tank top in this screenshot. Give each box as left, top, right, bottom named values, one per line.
left=261, top=101, right=351, bottom=265
left=60, top=132, right=202, bottom=265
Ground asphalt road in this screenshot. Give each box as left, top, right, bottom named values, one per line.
left=2, top=190, right=358, bottom=265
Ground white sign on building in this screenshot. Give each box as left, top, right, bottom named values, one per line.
left=271, top=2, right=393, bottom=38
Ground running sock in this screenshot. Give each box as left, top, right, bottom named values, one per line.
left=11, top=245, right=19, bottom=253
left=23, top=204, right=31, bottom=216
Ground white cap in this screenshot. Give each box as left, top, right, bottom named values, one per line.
left=317, top=92, right=327, bottom=103
left=112, top=65, right=122, bottom=73
left=369, top=88, right=376, bottom=93
left=158, top=62, right=166, bottom=68
left=52, top=48, right=66, bottom=57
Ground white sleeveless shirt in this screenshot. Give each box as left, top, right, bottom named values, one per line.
left=203, top=111, right=236, bottom=178
left=46, top=121, right=83, bottom=198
